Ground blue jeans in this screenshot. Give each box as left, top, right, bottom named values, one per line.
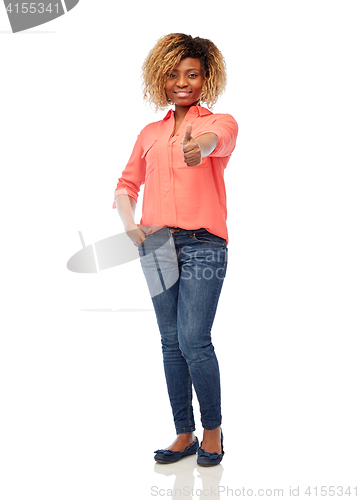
left=138, top=227, right=228, bottom=434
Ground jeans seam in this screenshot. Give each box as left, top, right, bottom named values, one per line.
left=187, top=365, right=193, bottom=428
left=203, top=247, right=226, bottom=335
left=192, top=232, right=225, bottom=245
left=176, top=233, right=181, bottom=258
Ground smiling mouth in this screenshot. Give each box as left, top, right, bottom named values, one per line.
left=174, top=90, right=192, bottom=97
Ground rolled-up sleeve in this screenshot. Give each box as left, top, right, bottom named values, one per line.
left=194, top=114, right=238, bottom=159
left=112, top=134, right=146, bottom=208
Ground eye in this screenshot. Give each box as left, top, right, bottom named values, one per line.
left=189, top=73, right=199, bottom=77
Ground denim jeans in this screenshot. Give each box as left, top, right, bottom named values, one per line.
left=138, top=226, right=228, bottom=434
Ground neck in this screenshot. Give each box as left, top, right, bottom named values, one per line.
left=174, top=101, right=200, bottom=121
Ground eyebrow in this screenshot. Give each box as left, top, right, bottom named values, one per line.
left=170, top=68, right=200, bottom=72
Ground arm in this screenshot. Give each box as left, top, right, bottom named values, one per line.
left=199, top=114, right=239, bottom=158
left=115, top=194, right=149, bottom=247
left=197, top=133, right=218, bottom=158
left=115, top=194, right=136, bottom=231
left=113, top=132, right=150, bottom=246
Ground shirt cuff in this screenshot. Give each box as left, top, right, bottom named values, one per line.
left=113, top=187, right=138, bottom=208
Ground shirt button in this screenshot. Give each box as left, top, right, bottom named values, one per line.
left=176, top=133, right=179, bottom=136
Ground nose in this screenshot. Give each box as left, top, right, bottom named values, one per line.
left=175, top=75, right=188, bottom=88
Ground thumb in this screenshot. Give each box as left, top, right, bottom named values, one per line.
left=140, top=225, right=152, bottom=234
left=182, top=123, right=193, bottom=145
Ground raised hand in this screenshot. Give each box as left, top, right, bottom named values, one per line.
left=182, top=124, right=202, bottom=167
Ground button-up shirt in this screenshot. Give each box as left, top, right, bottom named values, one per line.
left=112, top=105, right=238, bottom=243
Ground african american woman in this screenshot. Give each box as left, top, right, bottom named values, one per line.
left=113, top=33, right=238, bottom=466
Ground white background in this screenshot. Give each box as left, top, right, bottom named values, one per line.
left=1, top=1, right=360, bottom=498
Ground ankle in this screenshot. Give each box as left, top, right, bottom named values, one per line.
left=203, top=426, right=221, bottom=437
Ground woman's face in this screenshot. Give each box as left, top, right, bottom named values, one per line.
left=165, top=57, right=204, bottom=107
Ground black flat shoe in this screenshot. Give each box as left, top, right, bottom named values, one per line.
left=154, top=437, right=199, bottom=464
left=197, top=430, right=224, bottom=467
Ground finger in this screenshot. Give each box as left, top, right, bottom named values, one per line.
left=137, top=224, right=145, bottom=243
left=182, top=123, right=193, bottom=145
left=184, top=147, right=201, bottom=161
left=182, top=142, right=195, bottom=154
left=183, top=151, right=196, bottom=161
left=140, top=225, right=152, bottom=234
left=184, top=152, right=201, bottom=166
left=183, top=139, right=201, bottom=156
left=186, top=159, right=200, bottom=167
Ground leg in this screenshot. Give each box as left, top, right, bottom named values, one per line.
left=176, top=229, right=228, bottom=452
left=151, top=280, right=196, bottom=436
left=138, top=228, right=195, bottom=436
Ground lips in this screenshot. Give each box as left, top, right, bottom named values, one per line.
left=174, top=90, right=192, bottom=97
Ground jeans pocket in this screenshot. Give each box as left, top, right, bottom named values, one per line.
left=191, top=230, right=226, bottom=246
left=138, top=227, right=172, bottom=255
left=137, top=233, right=150, bottom=255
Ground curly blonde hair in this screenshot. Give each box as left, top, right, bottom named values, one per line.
left=141, top=33, right=227, bottom=111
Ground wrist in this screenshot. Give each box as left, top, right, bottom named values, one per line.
left=125, top=221, right=137, bottom=232
left=197, top=133, right=218, bottom=158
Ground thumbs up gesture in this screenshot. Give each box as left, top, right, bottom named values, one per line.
left=182, top=124, right=202, bottom=167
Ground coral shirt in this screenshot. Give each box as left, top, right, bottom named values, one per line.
left=112, top=105, right=238, bottom=244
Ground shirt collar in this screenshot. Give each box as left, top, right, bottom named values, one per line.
left=162, top=105, right=213, bottom=121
